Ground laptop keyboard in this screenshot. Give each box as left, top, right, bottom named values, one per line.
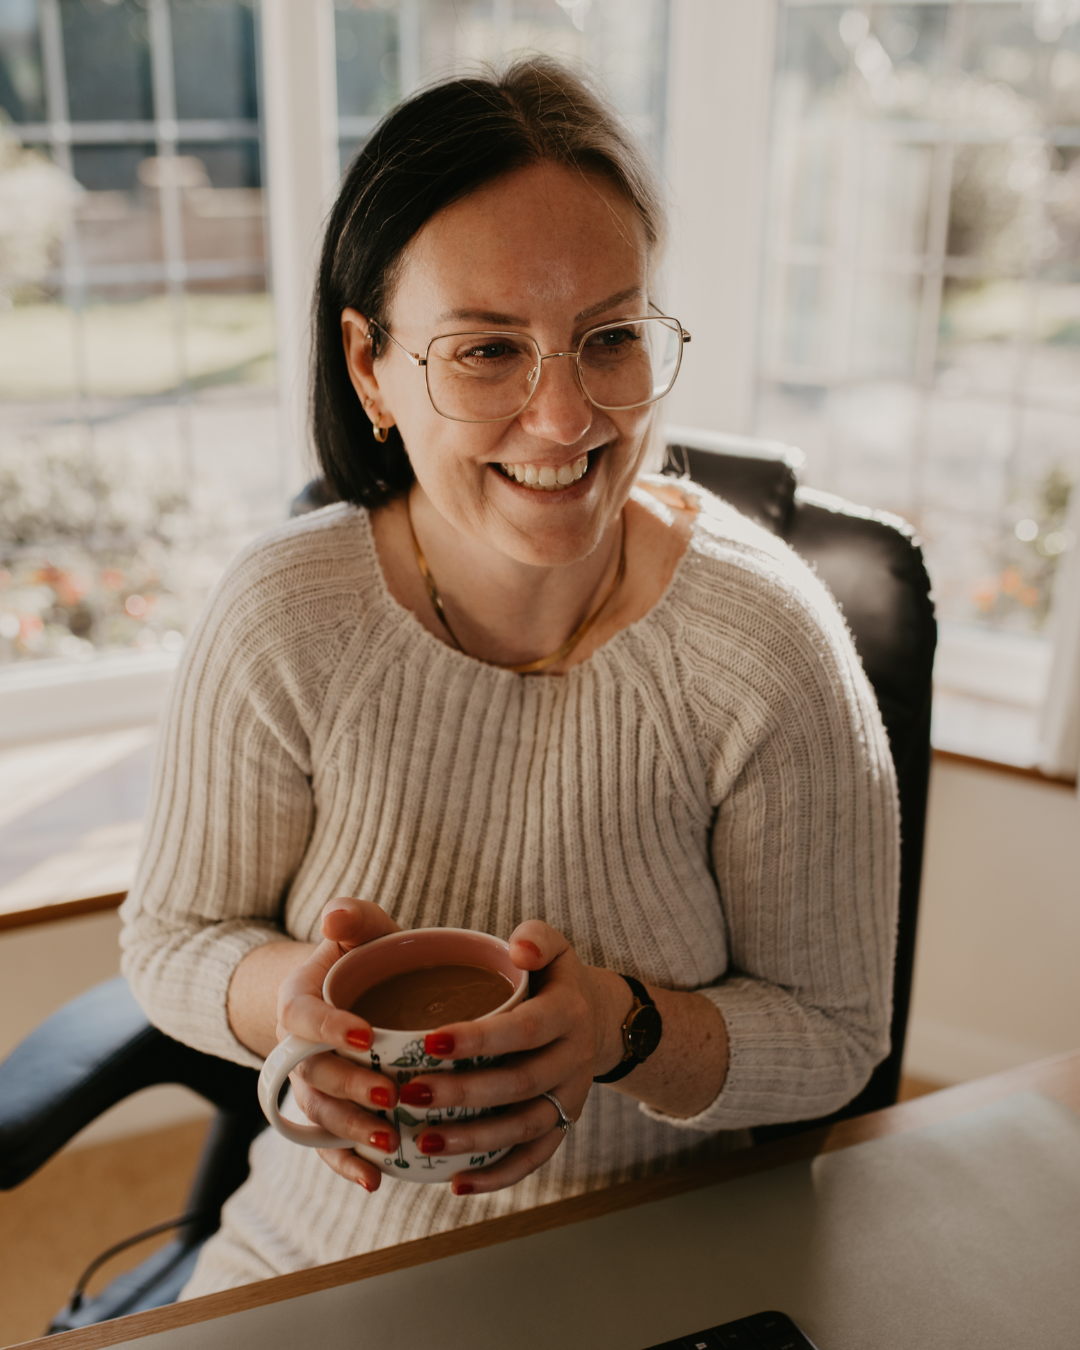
left=645, top=1309, right=818, bottom=1350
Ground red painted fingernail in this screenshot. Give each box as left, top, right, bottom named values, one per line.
left=346, top=1028, right=371, bottom=1050
left=400, top=1082, right=433, bottom=1107
left=419, top=1133, right=446, bottom=1155
left=358, top=1176, right=375, bottom=1191
left=425, top=1033, right=455, bottom=1057
left=454, top=1182, right=475, bottom=1196
left=370, top=1086, right=391, bottom=1108
left=516, top=938, right=543, bottom=960
left=370, top=1131, right=391, bottom=1152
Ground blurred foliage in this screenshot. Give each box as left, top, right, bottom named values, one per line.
left=0, top=441, right=187, bottom=546
left=974, top=467, right=1074, bottom=629
left=0, top=441, right=191, bottom=663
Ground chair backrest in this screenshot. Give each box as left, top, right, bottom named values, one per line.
left=665, top=433, right=936, bottom=1131
left=291, top=437, right=937, bottom=1127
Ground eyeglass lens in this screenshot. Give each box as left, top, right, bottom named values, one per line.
left=424, top=318, right=683, bottom=422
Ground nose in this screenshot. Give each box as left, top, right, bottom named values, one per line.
left=517, top=352, right=593, bottom=445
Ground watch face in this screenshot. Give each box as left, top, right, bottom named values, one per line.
left=626, top=1004, right=663, bottom=1060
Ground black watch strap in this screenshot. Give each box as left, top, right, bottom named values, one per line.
left=593, top=975, right=663, bottom=1084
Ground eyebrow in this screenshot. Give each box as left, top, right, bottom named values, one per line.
left=435, top=287, right=645, bottom=330
left=574, top=286, right=644, bottom=323
left=436, top=307, right=531, bottom=326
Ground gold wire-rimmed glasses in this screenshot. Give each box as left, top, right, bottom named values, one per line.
left=369, top=316, right=691, bottom=424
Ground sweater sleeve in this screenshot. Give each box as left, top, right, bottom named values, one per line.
left=641, top=522, right=900, bottom=1132
left=119, top=529, right=326, bottom=1070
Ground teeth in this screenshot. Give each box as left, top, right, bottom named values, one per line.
left=498, top=454, right=590, bottom=491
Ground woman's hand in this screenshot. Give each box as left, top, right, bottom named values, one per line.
left=277, top=897, right=404, bottom=1192
left=392, top=919, right=631, bottom=1197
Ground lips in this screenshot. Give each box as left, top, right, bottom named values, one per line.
left=496, top=453, right=590, bottom=491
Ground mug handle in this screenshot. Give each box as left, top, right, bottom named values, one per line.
left=257, top=1035, right=358, bottom=1149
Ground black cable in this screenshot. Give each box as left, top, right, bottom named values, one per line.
left=64, top=1210, right=207, bottom=1314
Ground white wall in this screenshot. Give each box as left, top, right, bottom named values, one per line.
left=905, top=760, right=1080, bottom=1083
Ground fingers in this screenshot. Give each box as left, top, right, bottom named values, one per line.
left=508, top=919, right=571, bottom=972
left=450, top=1131, right=566, bottom=1196
left=291, top=917, right=589, bottom=1200
left=313, top=1099, right=570, bottom=1197
left=420, top=968, right=589, bottom=1065
left=320, top=897, right=401, bottom=951
left=292, top=1048, right=398, bottom=1112
left=277, top=968, right=376, bottom=1054
left=412, top=1095, right=567, bottom=1162
left=277, top=931, right=377, bottom=1050
left=400, top=1041, right=585, bottom=1113
left=286, top=936, right=353, bottom=998
left=316, top=1146, right=385, bottom=1192
left=422, top=922, right=587, bottom=1065
left=290, top=1077, right=400, bottom=1154
left=275, top=900, right=400, bottom=1050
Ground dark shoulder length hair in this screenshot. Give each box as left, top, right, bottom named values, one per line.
left=311, top=57, right=667, bottom=509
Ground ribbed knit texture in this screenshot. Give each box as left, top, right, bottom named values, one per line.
left=120, top=482, right=899, bottom=1295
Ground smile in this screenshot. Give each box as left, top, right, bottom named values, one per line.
left=496, top=454, right=590, bottom=491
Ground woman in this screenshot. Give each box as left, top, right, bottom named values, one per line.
left=120, top=59, right=898, bottom=1295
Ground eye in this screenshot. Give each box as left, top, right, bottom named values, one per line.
left=464, top=342, right=511, bottom=360
left=584, top=326, right=639, bottom=350
left=447, top=340, right=534, bottom=376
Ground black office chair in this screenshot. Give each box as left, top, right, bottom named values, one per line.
left=661, top=433, right=935, bottom=1138
left=0, top=433, right=935, bottom=1332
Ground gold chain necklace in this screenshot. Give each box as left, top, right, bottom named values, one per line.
left=407, top=505, right=627, bottom=675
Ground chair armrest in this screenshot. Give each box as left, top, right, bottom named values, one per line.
left=0, top=976, right=260, bottom=1189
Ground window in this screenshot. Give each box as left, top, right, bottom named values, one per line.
left=0, top=0, right=279, bottom=676
left=755, top=1, right=1080, bottom=768
left=0, top=0, right=672, bottom=914
left=0, top=0, right=670, bottom=687
left=333, top=0, right=670, bottom=170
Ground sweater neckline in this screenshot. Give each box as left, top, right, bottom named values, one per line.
left=354, top=483, right=706, bottom=682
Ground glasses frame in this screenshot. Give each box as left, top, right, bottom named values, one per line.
left=369, top=316, right=691, bottom=424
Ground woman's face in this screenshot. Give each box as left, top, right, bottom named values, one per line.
left=344, top=160, right=656, bottom=569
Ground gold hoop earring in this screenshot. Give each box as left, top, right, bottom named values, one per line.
left=373, top=421, right=389, bottom=444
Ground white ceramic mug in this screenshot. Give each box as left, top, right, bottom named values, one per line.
left=257, top=927, right=529, bottom=1182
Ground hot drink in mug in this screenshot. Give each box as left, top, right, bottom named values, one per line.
left=258, top=928, right=529, bottom=1182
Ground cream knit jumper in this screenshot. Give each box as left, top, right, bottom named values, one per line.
left=120, top=482, right=899, bottom=1295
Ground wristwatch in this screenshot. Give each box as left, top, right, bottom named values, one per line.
left=593, top=974, right=663, bottom=1084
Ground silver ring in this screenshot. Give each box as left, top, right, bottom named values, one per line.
left=542, top=1090, right=575, bottom=1135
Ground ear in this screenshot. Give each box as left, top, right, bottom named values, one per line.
left=341, top=308, right=396, bottom=431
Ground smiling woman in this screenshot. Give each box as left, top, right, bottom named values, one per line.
left=119, top=58, right=900, bottom=1299
left=340, top=158, right=690, bottom=670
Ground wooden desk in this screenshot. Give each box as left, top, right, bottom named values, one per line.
left=24, top=1051, right=1080, bottom=1350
